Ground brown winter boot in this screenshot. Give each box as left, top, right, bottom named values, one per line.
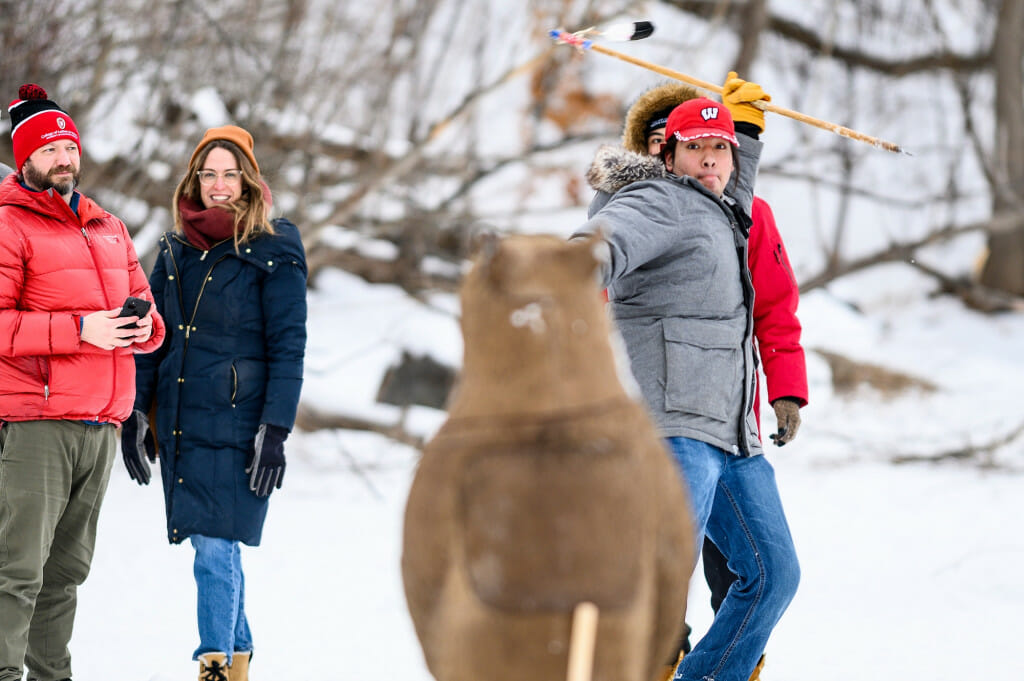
left=198, top=652, right=229, bottom=681
left=229, top=651, right=251, bottom=681
left=748, top=653, right=766, bottom=681
left=656, top=650, right=684, bottom=681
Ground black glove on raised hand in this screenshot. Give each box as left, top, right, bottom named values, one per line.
left=246, top=423, right=288, bottom=497
left=121, top=409, right=156, bottom=484
left=769, top=398, right=802, bottom=447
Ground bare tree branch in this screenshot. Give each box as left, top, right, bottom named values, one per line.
left=318, top=45, right=558, bottom=235
left=662, top=0, right=993, bottom=75
left=800, top=212, right=1024, bottom=293
left=891, top=418, right=1024, bottom=468
left=294, top=403, right=425, bottom=450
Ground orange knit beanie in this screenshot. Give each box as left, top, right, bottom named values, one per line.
left=188, top=125, right=259, bottom=174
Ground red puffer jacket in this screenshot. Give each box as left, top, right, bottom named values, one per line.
left=0, top=174, right=165, bottom=424
left=749, top=196, right=808, bottom=435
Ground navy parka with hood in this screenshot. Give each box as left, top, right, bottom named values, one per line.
left=134, top=218, right=307, bottom=546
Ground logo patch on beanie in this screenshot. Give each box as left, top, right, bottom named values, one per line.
left=57, top=117, right=66, bottom=130
left=700, top=106, right=720, bottom=121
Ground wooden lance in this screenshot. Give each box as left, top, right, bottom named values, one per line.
left=550, top=27, right=907, bottom=155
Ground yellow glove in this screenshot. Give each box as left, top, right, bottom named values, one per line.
left=722, top=70, right=771, bottom=133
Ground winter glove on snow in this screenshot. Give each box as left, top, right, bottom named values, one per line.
left=722, top=71, right=771, bottom=133
left=769, top=398, right=801, bottom=446
left=247, top=423, right=288, bottom=497
left=121, top=409, right=156, bottom=484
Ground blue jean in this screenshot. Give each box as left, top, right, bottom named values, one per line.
left=191, top=535, right=252, bottom=663
left=666, top=437, right=799, bottom=681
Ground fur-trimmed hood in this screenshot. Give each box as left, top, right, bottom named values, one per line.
left=586, top=82, right=703, bottom=198
left=621, top=82, right=701, bottom=154
left=586, top=144, right=665, bottom=196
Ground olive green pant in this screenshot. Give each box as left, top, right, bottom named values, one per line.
left=0, top=421, right=115, bottom=681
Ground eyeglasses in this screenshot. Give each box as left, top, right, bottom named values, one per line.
left=196, top=170, right=242, bottom=186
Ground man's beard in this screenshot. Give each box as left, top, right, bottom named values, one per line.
left=22, top=160, right=79, bottom=197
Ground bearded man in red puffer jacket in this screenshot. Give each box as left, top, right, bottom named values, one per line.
left=0, top=84, right=165, bottom=681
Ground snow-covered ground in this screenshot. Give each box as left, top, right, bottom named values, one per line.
left=70, top=264, right=1023, bottom=681
left=77, top=418, right=1023, bottom=681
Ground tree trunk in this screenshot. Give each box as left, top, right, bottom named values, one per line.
left=732, top=0, right=768, bottom=76
left=979, top=0, right=1024, bottom=294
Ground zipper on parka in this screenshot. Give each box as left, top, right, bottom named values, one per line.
left=36, top=357, right=51, bottom=403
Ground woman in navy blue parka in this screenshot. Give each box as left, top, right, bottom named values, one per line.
left=121, top=125, right=306, bottom=680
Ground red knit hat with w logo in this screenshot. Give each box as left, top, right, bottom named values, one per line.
left=7, top=84, right=81, bottom=170
left=665, top=96, right=738, bottom=147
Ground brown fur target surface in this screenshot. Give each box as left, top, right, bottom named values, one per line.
left=401, top=234, right=695, bottom=681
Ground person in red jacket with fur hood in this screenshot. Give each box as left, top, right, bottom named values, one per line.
left=0, top=84, right=165, bottom=681
left=587, top=81, right=808, bottom=681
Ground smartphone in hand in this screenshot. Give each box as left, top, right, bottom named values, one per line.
left=116, top=296, right=152, bottom=329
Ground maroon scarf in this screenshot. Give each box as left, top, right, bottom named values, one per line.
left=177, top=197, right=235, bottom=250
left=177, top=182, right=273, bottom=250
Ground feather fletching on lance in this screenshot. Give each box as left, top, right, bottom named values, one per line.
left=601, top=21, right=654, bottom=42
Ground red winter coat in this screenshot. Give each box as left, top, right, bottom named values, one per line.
left=0, top=174, right=166, bottom=424
left=749, top=196, right=807, bottom=436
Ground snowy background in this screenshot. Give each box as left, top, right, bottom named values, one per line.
left=78, top=277, right=1024, bottom=681
left=20, top=2, right=1020, bottom=680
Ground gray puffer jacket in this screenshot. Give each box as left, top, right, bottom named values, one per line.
left=573, top=133, right=762, bottom=456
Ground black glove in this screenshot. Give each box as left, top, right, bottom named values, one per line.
left=121, top=409, right=156, bottom=484
left=769, top=398, right=802, bottom=446
left=246, top=423, right=288, bottom=497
